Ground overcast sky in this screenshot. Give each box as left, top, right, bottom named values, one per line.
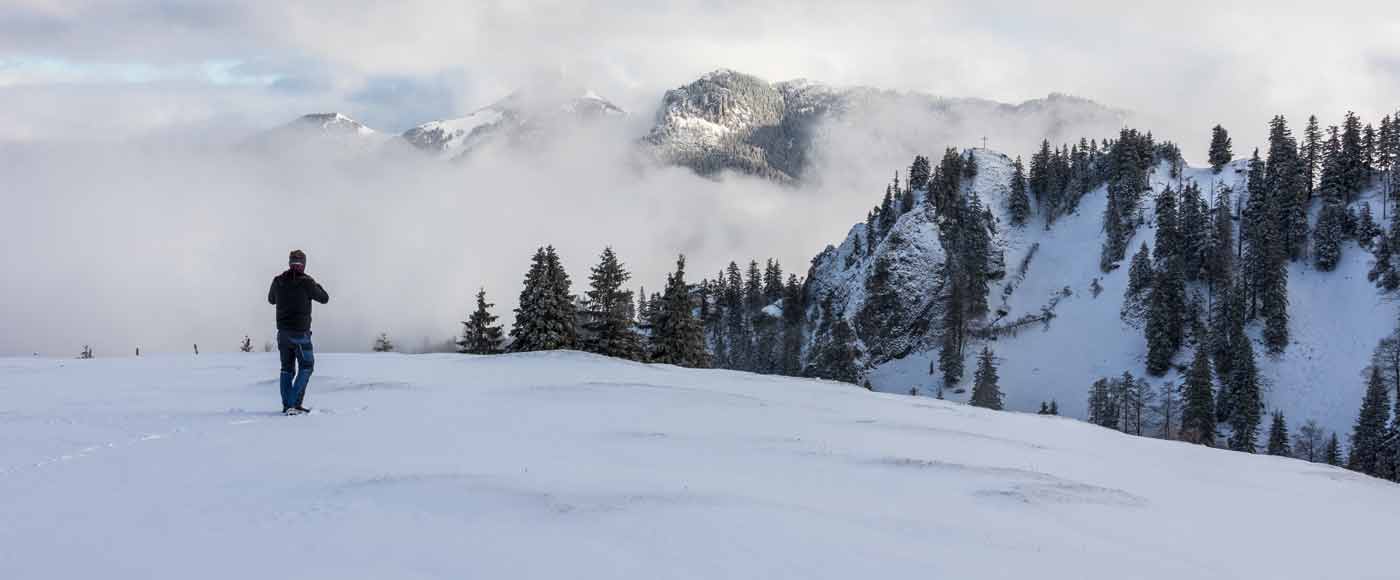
left=3, top=0, right=1398, bottom=150
left=3, top=1, right=1400, bottom=356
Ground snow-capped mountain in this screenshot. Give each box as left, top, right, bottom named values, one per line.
left=3, top=351, right=1394, bottom=579
left=245, top=112, right=395, bottom=158
left=645, top=69, right=1128, bottom=183
left=401, top=89, right=627, bottom=160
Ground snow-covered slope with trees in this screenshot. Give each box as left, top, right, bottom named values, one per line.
left=838, top=144, right=1396, bottom=440
left=1, top=351, right=1394, bottom=579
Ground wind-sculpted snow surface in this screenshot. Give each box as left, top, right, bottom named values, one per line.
left=1, top=352, right=1393, bottom=579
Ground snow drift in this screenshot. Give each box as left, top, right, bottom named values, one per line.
left=0, top=351, right=1393, bottom=579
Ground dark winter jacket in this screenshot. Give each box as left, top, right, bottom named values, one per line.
left=268, top=271, right=329, bottom=332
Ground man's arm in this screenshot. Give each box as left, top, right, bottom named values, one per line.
left=268, top=277, right=279, bottom=305
left=307, top=277, right=329, bottom=304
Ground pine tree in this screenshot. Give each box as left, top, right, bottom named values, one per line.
left=580, top=247, right=644, bottom=360
left=938, top=278, right=966, bottom=388
left=780, top=274, right=804, bottom=376
left=1208, top=124, right=1233, bottom=173
left=240, top=336, right=253, bottom=352
left=1313, top=202, right=1346, bottom=271
left=1181, top=348, right=1216, bottom=445
left=1029, top=139, right=1053, bottom=207
left=1325, top=433, right=1343, bottom=466
left=1266, top=411, right=1291, bottom=456
left=1122, top=243, right=1153, bottom=325
left=1207, top=186, right=1235, bottom=295
left=1145, top=187, right=1185, bottom=375
left=1347, top=366, right=1391, bottom=475
left=1302, top=115, right=1323, bottom=197
left=963, top=149, right=979, bottom=179
left=908, top=155, right=931, bottom=193
left=1048, top=400, right=1059, bottom=415
left=722, top=262, right=751, bottom=370
left=650, top=255, right=709, bottom=368
left=969, top=347, right=1003, bottom=410
left=1341, top=111, right=1366, bottom=201
left=1226, top=332, right=1261, bottom=452
left=372, top=332, right=395, bottom=352
left=1357, top=202, right=1379, bottom=248
left=509, top=246, right=578, bottom=352
left=458, top=288, right=505, bottom=354
left=1008, top=156, right=1031, bottom=226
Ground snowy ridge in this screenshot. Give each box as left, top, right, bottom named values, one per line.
left=401, top=89, right=627, bottom=160
left=0, top=351, right=1394, bottom=579
left=645, top=70, right=1127, bottom=182
left=856, top=152, right=1392, bottom=437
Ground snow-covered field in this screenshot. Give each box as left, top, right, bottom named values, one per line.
left=1, top=352, right=1394, bottom=579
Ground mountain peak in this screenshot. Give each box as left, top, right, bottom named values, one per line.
left=292, top=112, right=376, bottom=135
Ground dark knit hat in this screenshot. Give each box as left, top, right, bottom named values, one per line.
left=289, top=249, right=307, bottom=266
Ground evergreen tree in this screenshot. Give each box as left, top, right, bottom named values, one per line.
left=1029, top=139, right=1053, bottom=207
left=1341, top=111, right=1366, bottom=201
left=1088, top=378, right=1120, bottom=428
left=580, top=247, right=644, bottom=360
left=939, top=278, right=966, bottom=388
left=1180, top=182, right=1208, bottom=281
left=1372, top=233, right=1398, bottom=290
left=969, top=347, right=1003, bottom=410
left=908, top=155, right=931, bottom=193
left=1048, top=400, right=1059, bottom=415
left=1181, top=347, right=1216, bottom=446
left=1226, top=332, right=1261, bottom=452
left=1008, top=156, right=1031, bottom=227
left=780, top=274, right=804, bottom=376
left=650, top=255, right=709, bottom=368
left=722, top=262, right=751, bottom=370
left=1207, top=186, right=1235, bottom=295
left=1208, top=124, right=1233, bottom=173
left=1145, top=188, right=1185, bottom=375
left=1266, top=411, right=1292, bottom=456
left=963, top=149, right=979, bottom=179
left=458, top=288, right=505, bottom=354
left=817, top=318, right=860, bottom=383
left=1122, top=243, right=1153, bottom=325
left=240, top=336, right=253, bottom=353
left=1347, top=366, right=1391, bottom=475
left=1313, top=202, right=1347, bottom=271
left=879, top=187, right=896, bottom=235
left=1357, top=202, right=1379, bottom=248
left=509, top=246, right=578, bottom=352
left=1325, top=433, right=1343, bottom=466
left=372, top=332, right=395, bottom=352
left=1301, top=115, right=1324, bottom=197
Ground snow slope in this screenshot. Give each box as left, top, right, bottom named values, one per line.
left=866, top=156, right=1394, bottom=438
left=1, top=352, right=1395, bottom=579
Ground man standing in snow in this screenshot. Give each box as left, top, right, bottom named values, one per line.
left=268, top=250, right=329, bottom=415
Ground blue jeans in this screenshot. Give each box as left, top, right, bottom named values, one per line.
left=278, top=330, right=315, bottom=409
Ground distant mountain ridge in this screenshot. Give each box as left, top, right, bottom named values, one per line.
left=266, top=69, right=1127, bottom=180
left=643, top=69, right=1129, bottom=183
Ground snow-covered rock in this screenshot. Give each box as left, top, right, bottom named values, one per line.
left=1, top=351, right=1393, bottom=579
left=401, top=88, right=626, bottom=160
left=645, top=69, right=1127, bottom=183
